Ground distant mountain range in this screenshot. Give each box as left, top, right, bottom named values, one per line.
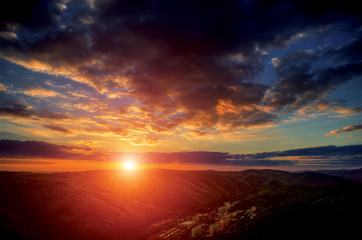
left=1, top=169, right=361, bottom=240
left=309, top=168, right=362, bottom=182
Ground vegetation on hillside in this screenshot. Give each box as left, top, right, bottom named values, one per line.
left=0, top=169, right=361, bottom=240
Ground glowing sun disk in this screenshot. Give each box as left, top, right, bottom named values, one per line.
left=123, top=161, right=136, bottom=171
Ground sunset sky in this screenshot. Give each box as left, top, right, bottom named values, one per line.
left=1, top=0, right=361, bottom=171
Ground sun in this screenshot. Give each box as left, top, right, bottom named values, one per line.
left=123, top=160, right=136, bottom=171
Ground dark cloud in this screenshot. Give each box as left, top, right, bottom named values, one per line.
left=0, top=0, right=361, bottom=133
left=325, top=36, right=362, bottom=63
left=42, top=124, right=70, bottom=133
left=264, top=38, right=362, bottom=111
left=277, top=145, right=362, bottom=157
left=94, top=0, right=360, bottom=54
left=0, top=0, right=63, bottom=31
left=232, top=145, right=362, bottom=160
left=2, top=140, right=361, bottom=168
left=0, top=140, right=92, bottom=159
left=0, top=100, right=68, bottom=119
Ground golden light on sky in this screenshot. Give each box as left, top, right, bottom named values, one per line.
left=0, top=0, right=361, bottom=172
left=123, top=160, right=136, bottom=171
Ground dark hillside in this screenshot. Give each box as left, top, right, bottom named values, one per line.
left=0, top=169, right=359, bottom=240
left=314, top=168, right=362, bottom=182
left=0, top=170, right=251, bottom=240
left=216, top=184, right=362, bottom=240
left=290, top=172, right=351, bottom=187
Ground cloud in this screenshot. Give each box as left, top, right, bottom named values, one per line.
left=263, top=41, right=362, bottom=112
left=42, top=124, right=70, bottom=133
left=0, top=83, right=8, bottom=91
left=0, top=0, right=63, bottom=31
left=23, top=88, right=61, bottom=97
left=326, top=123, right=362, bottom=135
left=332, top=106, right=362, bottom=117
left=0, top=99, right=68, bottom=119
left=0, top=31, right=17, bottom=40
left=2, top=140, right=361, bottom=168
left=0, top=140, right=95, bottom=160
left=0, top=0, right=361, bottom=138
left=270, top=58, right=281, bottom=67
left=229, top=145, right=362, bottom=168
left=273, top=145, right=362, bottom=157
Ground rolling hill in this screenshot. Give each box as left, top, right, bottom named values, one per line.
left=0, top=169, right=361, bottom=240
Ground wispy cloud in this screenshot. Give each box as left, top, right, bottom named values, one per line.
left=0, top=100, right=69, bottom=119
left=22, top=88, right=62, bottom=98
left=0, top=140, right=95, bottom=160
left=42, top=124, right=71, bottom=133
left=326, top=123, right=362, bottom=135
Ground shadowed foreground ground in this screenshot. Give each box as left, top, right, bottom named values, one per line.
left=1, top=169, right=361, bottom=240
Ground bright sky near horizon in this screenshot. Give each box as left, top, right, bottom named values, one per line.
left=0, top=0, right=361, bottom=171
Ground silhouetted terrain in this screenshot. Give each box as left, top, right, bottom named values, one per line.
left=314, top=168, right=362, bottom=182
left=1, top=169, right=361, bottom=240
left=214, top=182, right=362, bottom=239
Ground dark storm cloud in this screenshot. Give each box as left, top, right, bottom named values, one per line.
left=264, top=38, right=362, bottom=111
left=325, top=37, right=362, bottom=62
left=94, top=0, right=359, bottom=54
left=0, top=0, right=63, bottom=31
left=0, top=0, right=361, bottom=131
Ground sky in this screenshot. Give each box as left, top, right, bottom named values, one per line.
left=0, top=0, right=361, bottom=172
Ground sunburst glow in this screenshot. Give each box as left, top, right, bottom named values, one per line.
left=123, top=161, right=136, bottom=171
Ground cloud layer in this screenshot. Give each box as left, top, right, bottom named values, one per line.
left=1, top=0, right=361, bottom=141
left=2, top=140, right=362, bottom=169
left=0, top=0, right=361, bottom=163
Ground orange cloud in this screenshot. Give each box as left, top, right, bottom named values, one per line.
left=0, top=83, right=8, bottom=91
left=216, top=99, right=240, bottom=115
left=326, top=123, right=362, bottom=136
left=23, top=88, right=61, bottom=97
